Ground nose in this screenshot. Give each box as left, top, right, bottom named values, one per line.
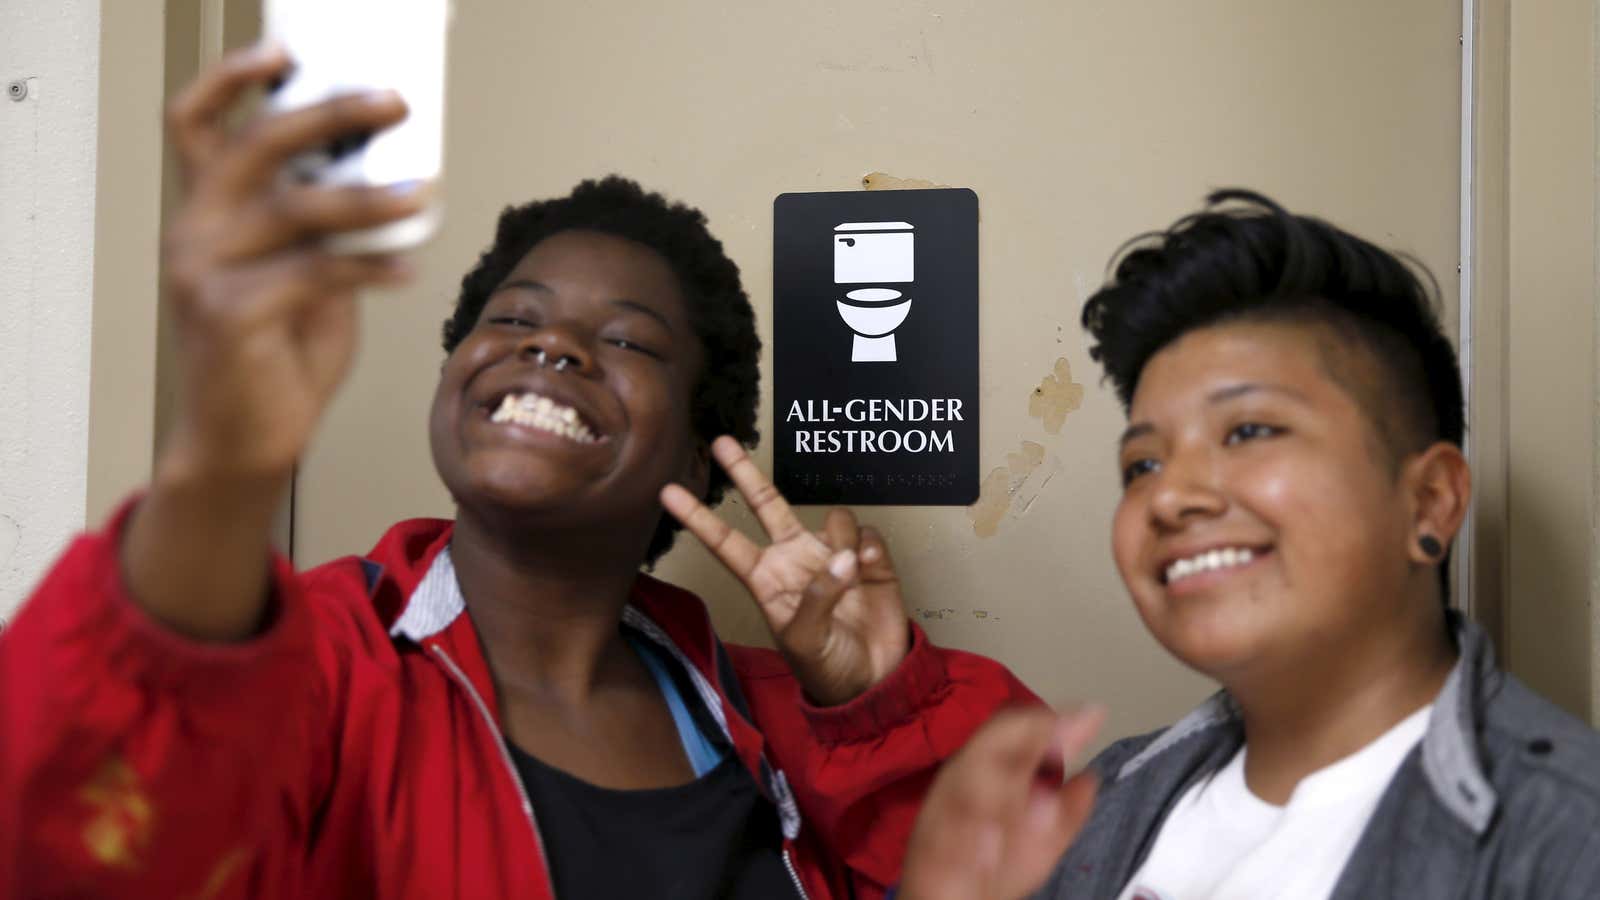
left=518, top=324, right=595, bottom=375
left=1148, top=445, right=1226, bottom=530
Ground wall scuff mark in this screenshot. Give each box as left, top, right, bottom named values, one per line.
left=1028, top=357, right=1085, bottom=434
left=861, top=172, right=951, bottom=191
left=969, top=441, right=1062, bottom=537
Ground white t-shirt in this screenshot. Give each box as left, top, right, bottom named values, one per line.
left=1115, top=704, right=1432, bottom=900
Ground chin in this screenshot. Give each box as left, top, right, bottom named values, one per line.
left=454, top=463, right=585, bottom=513
left=1146, top=612, right=1274, bottom=682
left=1166, top=642, right=1262, bottom=683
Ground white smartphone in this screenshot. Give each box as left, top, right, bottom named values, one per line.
left=262, top=0, right=452, bottom=253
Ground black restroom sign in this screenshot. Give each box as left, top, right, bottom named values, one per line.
left=772, top=188, right=979, bottom=505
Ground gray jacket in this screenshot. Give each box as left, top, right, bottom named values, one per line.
left=1036, top=614, right=1600, bottom=898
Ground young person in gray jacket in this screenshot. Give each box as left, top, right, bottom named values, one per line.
left=894, top=190, right=1600, bottom=900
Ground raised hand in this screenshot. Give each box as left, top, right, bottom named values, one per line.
left=660, top=436, right=909, bottom=706
left=897, top=707, right=1105, bottom=900
left=124, top=43, right=423, bottom=640
left=160, top=43, right=421, bottom=480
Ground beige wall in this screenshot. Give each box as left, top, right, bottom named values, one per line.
left=1490, top=0, right=1599, bottom=719
left=288, top=0, right=1465, bottom=739
left=87, top=2, right=166, bottom=528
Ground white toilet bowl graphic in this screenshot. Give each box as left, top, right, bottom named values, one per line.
left=834, top=222, right=914, bottom=362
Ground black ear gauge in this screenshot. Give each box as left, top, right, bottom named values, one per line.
left=1418, top=534, right=1444, bottom=560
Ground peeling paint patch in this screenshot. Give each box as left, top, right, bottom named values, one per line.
left=969, top=441, right=1052, bottom=537
left=862, top=172, right=951, bottom=191
left=1029, top=357, right=1085, bottom=434
left=912, top=607, right=1001, bottom=623
left=1010, top=458, right=1059, bottom=519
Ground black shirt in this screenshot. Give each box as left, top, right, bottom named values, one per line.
left=506, top=635, right=800, bottom=899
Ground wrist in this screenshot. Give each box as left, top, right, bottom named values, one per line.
left=154, top=421, right=297, bottom=500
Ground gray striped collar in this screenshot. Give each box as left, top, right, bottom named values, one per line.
left=388, top=545, right=465, bottom=642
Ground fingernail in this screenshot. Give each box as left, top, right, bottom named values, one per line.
left=251, top=39, right=288, bottom=62
left=388, top=179, right=428, bottom=196
left=975, top=824, right=1003, bottom=870
left=376, top=257, right=415, bottom=282
left=1058, top=704, right=1107, bottom=746
left=828, top=549, right=856, bottom=580
left=1026, top=791, right=1059, bottom=830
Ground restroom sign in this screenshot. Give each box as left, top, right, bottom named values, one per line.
left=772, top=188, right=979, bottom=505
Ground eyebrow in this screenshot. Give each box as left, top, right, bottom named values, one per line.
left=1118, top=422, right=1154, bottom=449
left=1117, top=382, right=1309, bottom=448
left=497, top=279, right=553, bottom=296
left=611, top=299, right=675, bottom=333
left=1206, top=382, right=1309, bottom=405
left=495, top=280, right=675, bottom=333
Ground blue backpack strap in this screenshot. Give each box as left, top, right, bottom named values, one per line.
left=624, top=632, right=726, bottom=778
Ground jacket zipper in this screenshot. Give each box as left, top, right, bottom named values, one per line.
left=783, top=848, right=812, bottom=900
left=431, top=644, right=558, bottom=897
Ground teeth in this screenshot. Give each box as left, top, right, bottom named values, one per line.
left=1165, top=547, right=1255, bottom=585
left=489, top=393, right=598, bottom=444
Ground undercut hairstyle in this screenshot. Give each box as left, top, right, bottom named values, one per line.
left=1081, top=189, right=1464, bottom=598
left=443, top=176, right=761, bottom=565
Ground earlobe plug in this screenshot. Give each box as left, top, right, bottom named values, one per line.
left=1418, top=534, right=1444, bottom=560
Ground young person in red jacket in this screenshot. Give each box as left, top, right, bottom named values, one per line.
left=0, top=46, right=1034, bottom=900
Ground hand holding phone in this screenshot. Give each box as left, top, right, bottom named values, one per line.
left=133, top=43, right=421, bottom=641
left=263, top=0, right=452, bottom=252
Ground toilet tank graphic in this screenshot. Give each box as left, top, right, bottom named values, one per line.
left=834, top=222, right=914, bottom=284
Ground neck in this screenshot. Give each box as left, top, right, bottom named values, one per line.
left=1228, top=597, right=1457, bottom=805
left=448, top=506, right=656, bottom=703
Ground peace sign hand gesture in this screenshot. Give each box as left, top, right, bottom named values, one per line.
left=660, top=436, right=910, bottom=707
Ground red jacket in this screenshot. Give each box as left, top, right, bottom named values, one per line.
left=0, top=505, right=1037, bottom=899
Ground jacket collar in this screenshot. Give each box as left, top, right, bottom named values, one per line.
left=388, top=541, right=465, bottom=642
left=385, top=545, right=737, bottom=745
left=1115, top=612, right=1499, bottom=835
left=369, top=524, right=804, bottom=840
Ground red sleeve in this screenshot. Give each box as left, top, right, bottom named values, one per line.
left=0, top=500, right=357, bottom=899
left=729, top=623, right=1041, bottom=897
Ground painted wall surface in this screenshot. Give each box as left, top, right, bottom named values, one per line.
left=288, top=0, right=1466, bottom=741
left=0, top=0, right=101, bottom=623
left=1503, top=0, right=1599, bottom=719
left=87, top=2, right=165, bottom=528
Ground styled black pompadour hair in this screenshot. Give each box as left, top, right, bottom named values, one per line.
left=1083, top=189, right=1462, bottom=452
left=1081, top=189, right=1464, bottom=595
left=442, top=176, right=761, bottom=565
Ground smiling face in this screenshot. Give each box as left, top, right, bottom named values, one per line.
left=429, top=229, right=706, bottom=536
left=1111, top=320, right=1427, bottom=685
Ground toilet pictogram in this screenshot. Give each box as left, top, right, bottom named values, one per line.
left=834, top=222, right=916, bottom=362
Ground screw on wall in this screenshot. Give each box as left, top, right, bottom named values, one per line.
left=7, top=79, right=27, bottom=102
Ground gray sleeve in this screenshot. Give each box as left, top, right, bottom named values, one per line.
left=1545, top=824, right=1600, bottom=899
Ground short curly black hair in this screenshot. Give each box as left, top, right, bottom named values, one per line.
left=1081, top=189, right=1463, bottom=598
left=443, top=176, right=761, bottom=565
